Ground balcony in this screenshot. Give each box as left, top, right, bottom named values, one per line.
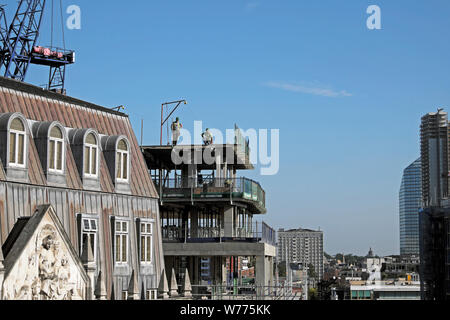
left=154, top=177, right=266, bottom=214
left=162, top=220, right=277, bottom=246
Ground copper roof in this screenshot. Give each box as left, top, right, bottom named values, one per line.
left=0, top=76, right=158, bottom=198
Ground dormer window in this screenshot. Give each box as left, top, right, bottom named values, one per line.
left=116, top=139, right=129, bottom=182
left=101, top=135, right=131, bottom=191
left=84, top=133, right=98, bottom=177
left=49, top=126, right=64, bottom=173
left=9, top=118, right=26, bottom=168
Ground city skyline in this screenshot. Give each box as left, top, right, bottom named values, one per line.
left=11, top=0, right=450, bottom=256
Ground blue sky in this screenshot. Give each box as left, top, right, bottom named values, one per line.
left=11, top=0, right=450, bottom=256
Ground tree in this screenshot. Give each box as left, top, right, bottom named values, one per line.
left=277, top=262, right=286, bottom=277
left=308, top=288, right=318, bottom=300
left=308, top=264, right=317, bottom=280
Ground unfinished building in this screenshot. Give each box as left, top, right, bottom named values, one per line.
left=419, top=109, right=450, bottom=301
left=142, top=134, right=276, bottom=297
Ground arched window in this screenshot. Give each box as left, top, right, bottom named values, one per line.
left=84, top=133, right=98, bottom=177
left=116, top=139, right=129, bottom=181
left=49, top=126, right=64, bottom=172
left=9, top=118, right=26, bottom=167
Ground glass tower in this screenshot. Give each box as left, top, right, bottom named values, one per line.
left=399, top=158, right=422, bottom=256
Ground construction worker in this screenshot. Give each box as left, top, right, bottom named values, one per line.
left=171, top=117, right=182, bottom=146
left=202, top=128, right=213, bottom=146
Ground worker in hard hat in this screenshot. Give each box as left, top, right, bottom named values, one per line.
left=202, top=128, right=213, bottom=146
left=171, top=117, right=183, bottom=146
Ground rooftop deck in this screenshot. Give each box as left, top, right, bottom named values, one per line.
left=142, top=144, right=254, bottom=170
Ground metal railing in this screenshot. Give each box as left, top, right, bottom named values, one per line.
left=155, top=177, right=266, bottom=211
left=172, top=284, right=301, bottom=301
left=260, top=222, right=277, bottom=246
left=161, top=221, right=276, bottom=246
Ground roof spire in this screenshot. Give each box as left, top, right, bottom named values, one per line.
left=158, top=269, right=169, bottom=299
left=94, top=271, right=108, bottom=300
left=127, top=270, right=140, bottom=300
left=182, top=268, right=192, bottom=298
left=169, top=268, right=179, bottom=297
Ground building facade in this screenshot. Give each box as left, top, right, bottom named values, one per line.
left=350, top=281, right=421, bottom=300
left=277, top=228, right=324, bottom=280
left=399, top=158, right=422, bottom=255
left=420, top=110, right=449, bottom=207
left=0, top=77, right=164, bottom=300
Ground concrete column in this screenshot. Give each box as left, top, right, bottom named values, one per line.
left=222, top=257, right=227, bottom=286
left=256, top=255, right=271, bottom=298
left=190, top=257, right=200, bottom=295
left=81, top=240, right=96, bottom=300
left=214, top=257, right=224, bottom=285
left=215, top=154, right=222, bottom=186
left=194, top=257, right=199, bottom=284
left=268, top=257, right=274, bottom=288
left=223, top=161, right=227, bottom=180
left=165, top=256, right=175, bottom=276
left=0, top=249, right=4, bottom=301
left=182, top=209, right=189, bottom=241
left=181, top=163, right=198, bottom=188
left=188, top=164, right=197, bottom=188
left=238, top=258, right=243, bottom=285
left=224, top=206, right=234, bottom=237
left=190, top=209, right=199, bottom=238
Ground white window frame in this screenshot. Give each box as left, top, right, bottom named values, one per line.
left=84, top=132, right=99, bottom=178
left=8, top=118, right=27, bottom=168
left=114, top=219, right=129, bottom=265
left=116, top=139, right=130, bottom=183
left=140, top=221, right=153, bottom=264
left=80, top=216, right=98, bottom=260
left=48, top=126, right=65, bottom=173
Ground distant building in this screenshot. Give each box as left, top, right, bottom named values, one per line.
left=366, top=258, right=384, bottom=282
left=399, top=158, right=422, bottom=255
left=382, top=255, right=420, bottom=278
left=277, top=228, right=324, bottom=280
left=420, top=110, right=448, bottom=206
left=350, top=280, right=421, bottom=300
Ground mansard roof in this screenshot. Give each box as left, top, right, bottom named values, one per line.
left=0, top=76, right=157, bottom=198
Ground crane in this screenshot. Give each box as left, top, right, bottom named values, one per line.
left=0, top=0, right=74, bottom=93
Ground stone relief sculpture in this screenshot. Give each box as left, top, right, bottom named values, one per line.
left=2, top=220, right=86, bottom=300
left=31, top=225, right=75, bottom=300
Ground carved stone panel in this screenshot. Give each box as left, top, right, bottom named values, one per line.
left=2, top=206, right=89, bottom=300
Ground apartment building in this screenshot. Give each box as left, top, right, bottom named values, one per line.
left=277, top=228, right=324, bottom=280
